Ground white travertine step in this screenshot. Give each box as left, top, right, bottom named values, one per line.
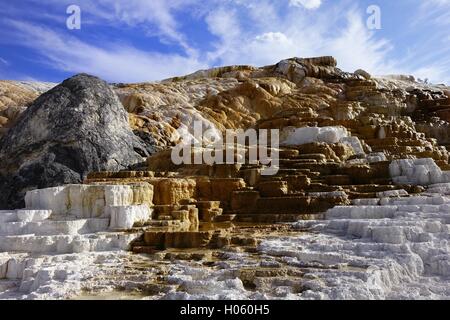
left=253, top=192, right=450, bottom=300
left=0, top=211, right=17, bottom=224
left=0, top=232, right=139, bottom=254
left=0, top=210, right=52, bottom=224
left=323, top=218, right=449, bottom=243
left=353, top=195, right=449, bottom=207
left=328, top=205, right=450, bottom=220
left=390, top=158, right=450, bottom=185
left=25, top=184, right=153, bottom=218
left=107, top=205, right=152, bottom=229
left=0, top=218, right=109, bottom=236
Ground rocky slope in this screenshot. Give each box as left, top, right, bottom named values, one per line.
left=0, top=56, right=450, bottom=300
left=0, top=80, right=55, bottom=136
left=116, top=56, right=450, bottom=158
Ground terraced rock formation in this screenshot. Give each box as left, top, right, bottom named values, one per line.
left=0, top=56, right=450, bottom=299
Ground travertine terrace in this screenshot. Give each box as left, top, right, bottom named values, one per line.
left=1, top=57, right=450, bottom=299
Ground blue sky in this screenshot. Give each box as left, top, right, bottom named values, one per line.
left=0, top=0, right=449, bottom=84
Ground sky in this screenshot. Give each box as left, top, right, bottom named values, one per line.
left=0, top=0, right=449, bottom=84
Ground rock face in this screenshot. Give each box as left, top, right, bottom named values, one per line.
left=0, top=74, right=148, bottom=209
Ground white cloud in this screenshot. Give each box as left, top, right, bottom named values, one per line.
left=0, top=57, right=8, bottom=65
left=289, top=0, right=322, bottom=10
left=325, top=10, right=395, bottom=75
left=205, top=8, right=242, bottom=63
left=416, top=0, right=450, bottom=26
left=5, top=20, right=207, bottom=82
left=202, top=1, right=449, bottom=84
left=204, top=3, right=397, bottom=76
left=103, top=0, right=195, bottom=52
left=37, top=0, right=199, bottom=54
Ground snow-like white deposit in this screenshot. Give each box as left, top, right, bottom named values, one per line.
left=107, top=205, right=151, bottom=229
left=0, top=251, right=141, bottom=299
left=390, top=158, right=450, bottom=185
left=280, top=126, right=365, bottom=155
left=3, top=181, right=450, bottom=300
left=427, top=183, right=450, bottom=195
left=0, top=183, right=155, bottom=299
left=281, top=126, right=348, bottom=145
left=150, top=188, right=450, bottom=300
left=258, top=193, right=450, bottom=299
left=25, top=183, right=152, bottom=218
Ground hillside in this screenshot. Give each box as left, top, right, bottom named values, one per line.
left=0, top=56, right=450, bottom=299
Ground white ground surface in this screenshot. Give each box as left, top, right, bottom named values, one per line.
left=1, top=179, right=450, bottom=300
left=157, top=188, right=450, bottom=300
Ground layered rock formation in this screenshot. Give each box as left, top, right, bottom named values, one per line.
left=0, top=56, right=450, bottom=300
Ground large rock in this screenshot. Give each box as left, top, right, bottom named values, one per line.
left=0, top=74, right=148, bottom=209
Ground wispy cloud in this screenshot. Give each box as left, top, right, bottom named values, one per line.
left=4, top=19, right=207, bottom=82
left=203, top=1, right=449, bottom=84
left=415, top=0, right=450, bottom=26
left=289, top=0, right=323, bottom=10
left=204, top=2, right=397, bottom=74
left=96, top=0, right=198, bottom=54
left=40, top=0, right=200, bottom=55
left=0, top=57, right=9, bottom=66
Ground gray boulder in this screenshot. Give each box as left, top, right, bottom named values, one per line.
left=354, top=69, right=372, bottom=80
left=0, top=73, right=148, bottom=209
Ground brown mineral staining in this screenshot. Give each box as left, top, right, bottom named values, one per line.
left=76, top=57, right=450, bottom=253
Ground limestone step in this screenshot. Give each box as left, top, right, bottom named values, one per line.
left=196, top=201, right=221, bottom=209
left=200, top=208, right=223, bottom=222
left=87, top=171, right=155, bottom=179
left=143, top=227, right=231, bottom=249
left=257, top=181, right=288, bottom=197
left=279, top=159, right=319, bottom=168
left=292, top=162, right=340, bottom=175
left=132, top=246, right=157, bottom=254
left=0, top=211, right=17, bottom=224
left=347, top=191, right=377, bottom=199
left=306, top=183, right=341, bottom=193
left=156, top=215, right=174, bottom=221
left=214, top=214, right=236, bottom=222
left=233, top=213, right=322, bottom=223
left=246, top=193, right=350, bottom=215
left=323, top=175, right=352, bottom=186
left=255, top=196, right=311, bottom=214
left=0, top=218, right=109, bottom=236
left=296, top=153, right=328, bottom=161
left=148, top=220, right=181, bottom=227
left=278, top=149, right=300, bottom=158
left=273, top=169, right=320, bottom=179
left=0, top=232, right=139, bottom=254
left=0, top=210, right=52, bottom=224
left=344, top=184, right=400, bottom=193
